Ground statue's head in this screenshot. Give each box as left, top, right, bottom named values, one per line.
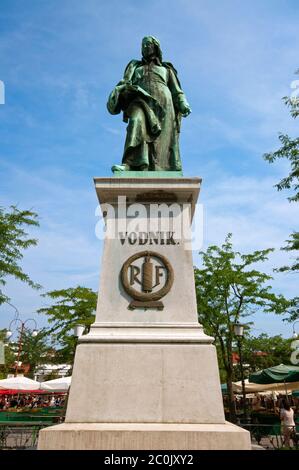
left=142, top=36, right=162, bottom=62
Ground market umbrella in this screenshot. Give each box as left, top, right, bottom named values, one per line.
left=40, top=376, right=71, bottom=392
left=0, top=389, right=45, bottom=395
left=249, top=364, right=299, bottom=384
left=233, top=379, right=299, bottom=394
left=0, top=376, right=41, bottom=390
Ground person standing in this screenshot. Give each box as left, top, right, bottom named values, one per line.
left=280, top=399, right=295, bottom=447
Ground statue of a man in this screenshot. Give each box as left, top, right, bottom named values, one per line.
left=107, top=36, right=191, bottom=172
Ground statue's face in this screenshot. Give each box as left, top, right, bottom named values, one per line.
left=142, top=39, right=155, bottom=59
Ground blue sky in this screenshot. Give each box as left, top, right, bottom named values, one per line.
left=0, top=0, right=298, bottom=338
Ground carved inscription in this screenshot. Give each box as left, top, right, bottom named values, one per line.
left=120, top=251, right=174, bottom=310
left=119, top=231, right=179, bottom=246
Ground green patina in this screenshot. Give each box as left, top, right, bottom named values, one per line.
left=107, top=36, right=191, bottom=176
left=112, top=170, right=183, bottom=178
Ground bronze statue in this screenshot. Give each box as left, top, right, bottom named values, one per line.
left=107, top=36, right=191, bottom=172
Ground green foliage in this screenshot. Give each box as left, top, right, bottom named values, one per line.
left=263, top=73, right=299, bottom=203
left=38, top=286, right=97, bottom=363
left=194, top=234, right=290, bottom=419
left=51, top=336, right=77, bottom=365
left=284, top=296, right=299, bottom=323
left=276, top=234, right=299, bottom=321
left=195, top=235, right=288, bottom=341
left=284, top=72, right=299, bottom=118
left=240, top=334, right=293, bottom=375
left=263, top=72, right=299, bottom=320
left=264, top=133, right=299, bottom=203
left=0, top=329, right=15, bottom=379
left=277, top=232, right=299, bottom=273
left=0, top=205, right=40, bottom=304
left=0, top=328, right=53, bottom=378
left=18, top=328, right=53, bottom=378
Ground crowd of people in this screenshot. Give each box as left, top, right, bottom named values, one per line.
left=232, top=394, right=299, bottom=448
left=232, top=393, right=299, bottom=414
left=0, top=394, right=66, bottom=410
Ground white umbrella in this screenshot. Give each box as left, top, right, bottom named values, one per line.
left=40, top=376, right=71, bottom=392
left=0, top=376, right=41, bottom=390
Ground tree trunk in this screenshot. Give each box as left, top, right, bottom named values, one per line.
left=226, top=337, right=237, bottom=423
left=226, top=368, right=237, bottom=423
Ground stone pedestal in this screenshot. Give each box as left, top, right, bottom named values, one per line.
left=38, top=177, right=250, bottom=450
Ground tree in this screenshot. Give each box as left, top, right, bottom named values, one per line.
left=264, top=76, right=299, bottom=203
left=278, top=232, right=299, bottom=273
left=264, top=133, right=299, bottom=203
left=0, top=206, right=40, bottom=305
left=0, top=328, right=54, bottom=379
left=37, top=286, right=97, bottom=364
left=194, top=234, right=289, bottom=422
left=0, top=329, right=15, bottom=379
left=238, top=334, right=293, bottom=377
left=263, top=73, right=299, bottom=271
left=17, top=328, right=53, bottom=378
left=264, top=73, right=299, bottom=320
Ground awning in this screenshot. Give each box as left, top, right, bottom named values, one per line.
left=220, top=379, right=299, bottom=394
left=249, top=364, right=299, bottom=384
left=233, top=379, right=299, bottom=394
left=0, top=376, right=41, bottom=390
left=0, top=389, right=66, bottom=395
left=40, top=376, right=71, bottom=392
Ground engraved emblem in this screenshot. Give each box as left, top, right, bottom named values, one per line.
left=121, top=251, right=174, bottom=310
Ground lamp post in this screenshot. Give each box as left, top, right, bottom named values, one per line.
left=233, top=322, right=249, bottom=423
left=68, top=324, right=86, bottom=376
left=292, top=320, right=299, bottom=339
left=5, top=304, right=38, bottom=377
left=73, top=325, right=85, bottom=339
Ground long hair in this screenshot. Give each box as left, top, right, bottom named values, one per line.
left=281, top=399, right=291, bottom=411
left=142, top=36, right=163, bottom=63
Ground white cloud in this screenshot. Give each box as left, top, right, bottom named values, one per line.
left=1, top=0, right=298, bottom=339
left=0, top=160, right=102, bottom=329
left=192, top=169, right=298, bottom=337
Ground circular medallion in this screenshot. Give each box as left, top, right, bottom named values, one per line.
left=121, top=251, right=174, bottom=304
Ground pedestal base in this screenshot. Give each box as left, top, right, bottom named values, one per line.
left=38, top=422, right=251, bottom=450
left=38, top=176, right=251, bottom=451
left=64, top=341, right=226, bottom=424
